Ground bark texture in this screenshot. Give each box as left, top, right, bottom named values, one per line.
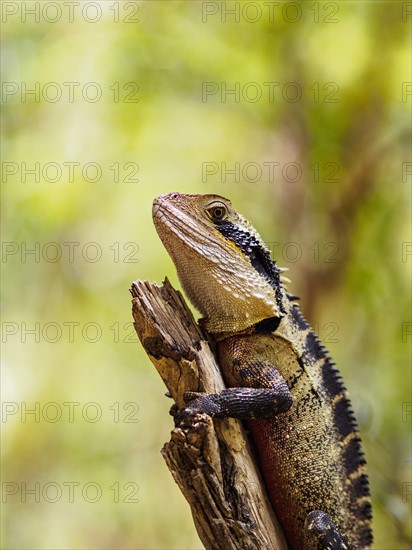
left=130, top=278, right=288, bottom=550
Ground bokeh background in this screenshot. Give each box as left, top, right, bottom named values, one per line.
left=2, top=1, right=411, bottom=548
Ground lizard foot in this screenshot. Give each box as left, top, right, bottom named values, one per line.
left=304, top=510, right=351, bottom=550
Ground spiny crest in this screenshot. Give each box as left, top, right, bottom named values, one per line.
left=297, top=310, right=372, bottom=544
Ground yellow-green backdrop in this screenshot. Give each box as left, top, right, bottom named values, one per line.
left=2, top=1, right=411, bottom=548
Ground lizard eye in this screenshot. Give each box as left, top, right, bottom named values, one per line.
left=205, top=202, right=228, bottom=222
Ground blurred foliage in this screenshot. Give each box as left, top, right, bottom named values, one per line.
left=1, top=1, right=411, bottom=548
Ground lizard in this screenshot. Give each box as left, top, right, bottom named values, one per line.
left=152, top=192, right=373, bottom=549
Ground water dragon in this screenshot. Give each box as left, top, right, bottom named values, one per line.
left=152, top=192, right=372, bottom=549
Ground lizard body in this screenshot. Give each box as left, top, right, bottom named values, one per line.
left=152, top=192, right=372, bottom=549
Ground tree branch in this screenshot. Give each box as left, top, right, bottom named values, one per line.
left=130, top=278, right=288, bottom=550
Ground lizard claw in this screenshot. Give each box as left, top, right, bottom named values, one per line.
left=173, top=406, right=204, bottom=428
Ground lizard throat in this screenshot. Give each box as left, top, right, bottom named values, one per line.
left=215, top=220, right=286, bottom=316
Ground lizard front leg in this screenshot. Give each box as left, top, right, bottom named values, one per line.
left=175, top=359, right=292, bottom=422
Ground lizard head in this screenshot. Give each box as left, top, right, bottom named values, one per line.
left=152, top=192, right=284, bottom=334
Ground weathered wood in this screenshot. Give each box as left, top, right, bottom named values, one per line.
left=130, top=278, right=288, bottom=550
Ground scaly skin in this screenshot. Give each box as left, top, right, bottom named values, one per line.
left=152, top=192, right=372, bottom=549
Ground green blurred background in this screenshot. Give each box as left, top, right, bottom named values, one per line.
left=2, top=1, right=411, bottom=548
